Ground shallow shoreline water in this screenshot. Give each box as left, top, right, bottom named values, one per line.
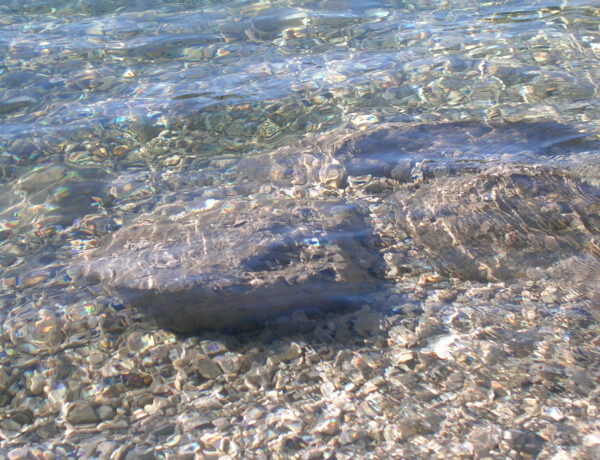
left=1, top=0, right=600, bottom=458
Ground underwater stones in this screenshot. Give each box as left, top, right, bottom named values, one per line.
left=330, top=120, right=600, bottom=181
left=81, top=198, right=382, bottom=333
left=395, top=165, right=600, bottom=284
left=236, top=120, right=599, bottom=195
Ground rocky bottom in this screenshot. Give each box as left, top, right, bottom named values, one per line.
left=1, top=267, right=599, bottom=459
left=1, top=121, right=599, bottom=458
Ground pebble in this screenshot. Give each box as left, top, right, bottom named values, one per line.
left=97, top=405, right=116, bottom=421
left=7, top=447, right=31, bottom=460
left=195, top=356, right=223, bottom=380
left=26, top=371, right=46, bottom=396
left=0, top=95, right=36, bottom=114
left=213, top=353, right=243, bottom=374
left=67, top=402, right=100, bottom=425
left=278, top=342, right=303, bottom=362
left=112, top=145, right=130, bottom=157
left=532, top=51, right=551, bottom=64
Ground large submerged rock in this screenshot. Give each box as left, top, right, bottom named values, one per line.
left=236, top=120, right=599, bottom=190
left=395, top=165, right=600, bottom=285
left=81, top=198, right=382, bottom=333
left=78, top=119, right=600, bottom=333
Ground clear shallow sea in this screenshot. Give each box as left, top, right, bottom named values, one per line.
left=1, top=0, right=598, bottom=281
left=0, top=0, right=599, bottom=456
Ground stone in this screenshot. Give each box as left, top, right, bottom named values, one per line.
left=396, top=165, right=600, bottom=288
left=151, top=423, right=176, bottom=438
left=213, top=353, right=242, bottom=374
left=195, top=356, right=223, bottom=379
left=506, top=430, right=546, bottom=458
left=7, top=447, right=32, bottom=460
left=97, top=405, right=116, bottom=421
left=67, top=401, right=100, bottom=425
left=80, top=199, right=382, bottom=333
left=0, top=94, right=36, bottom=114
left=278, top=343, right=303, bottom=362
left=75, top=119, right=600, bottom=336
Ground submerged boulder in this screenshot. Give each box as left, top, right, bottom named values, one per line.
left=77, top=120, right=600, bottom=333
left=395, top=165, right=600, bottom=286
left=235, top=119, right=599, bottom=190
left=81, top=198, right=383, bottom=333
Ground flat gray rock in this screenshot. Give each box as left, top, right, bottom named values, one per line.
left=81, top=198, right=382, bottom=333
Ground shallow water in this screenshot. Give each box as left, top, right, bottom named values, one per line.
left=1, top=0, right=599, bottom=456
left=1, top=0, right=598, bottom=291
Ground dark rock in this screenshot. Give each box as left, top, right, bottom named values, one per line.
left=507, top=430, right=546, bottom=458
left=67, top=401, right=100, bottom=425
left=238, top=120, right=599, bottom=190
left=81, top=198, right=382, bottom=333
left=151, top=423, right=176, bottom=438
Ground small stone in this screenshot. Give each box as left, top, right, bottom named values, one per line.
left=192, top=396, right=222, bottom=411
left=124, top=446, right=157, bottom=460
left=163, top=155, right=181, bottom=166
left=506, top=430, right=546, bottom=458
left=383, top=424, right=403, bottom=442
left=391, top=158, right=414, bottom=183
left=244, top=407, right=266, bottom=425
left=213, top=353, right=242, bottom=374
left=391, top=349, right=416, bottom=365
left=471, top=424, right=503, bottom=456
left=112, top=145, right=130, bottom=157
left=211, top=417, right=231, bottom=431
left=27, top=371, right=46, bottom=395
left=545, top=407, right=564, bottom=421
left=395, top=418, right=420, bottom=441
left=200, top=432, right=229, bottom=451
left=152, top=423, right=176, bottom=438
left=95, top=441, right=118, bottom=458
left=200, top=340, right=228, bottom=356
left=34, top=421, right=58, bottom=440
left=195, top=356, right=223, bottom=379
left=0, top=418, right=20, bottom=432
left=6, top=408, right=33, bottom=427
left=352, top=309, right=380, bottom=338
left=32, top=315, right=65, bottom=347
left=97, top=405, right=116, bottom=421
left=433, top=289, right=456, bottom=302
left=314, top=409, right=341, bottom=435
left=7, top=447, right=31, bottom=460
left=278, top=343, right=303, bottom=362
left=339, top=429, right=363, bottom=445
left=0, top=95, right=36, bottom=114
left=98, top=418, right=129, bottom=431
left=67, top=401, right=100, bottom=425
left=532, top=52, right=551, bottom=64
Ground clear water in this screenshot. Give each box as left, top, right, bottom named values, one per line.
left=0, top=0, right=599, bottom=454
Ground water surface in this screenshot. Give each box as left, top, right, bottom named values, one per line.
left=0, top=0, right=599, bottom=456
